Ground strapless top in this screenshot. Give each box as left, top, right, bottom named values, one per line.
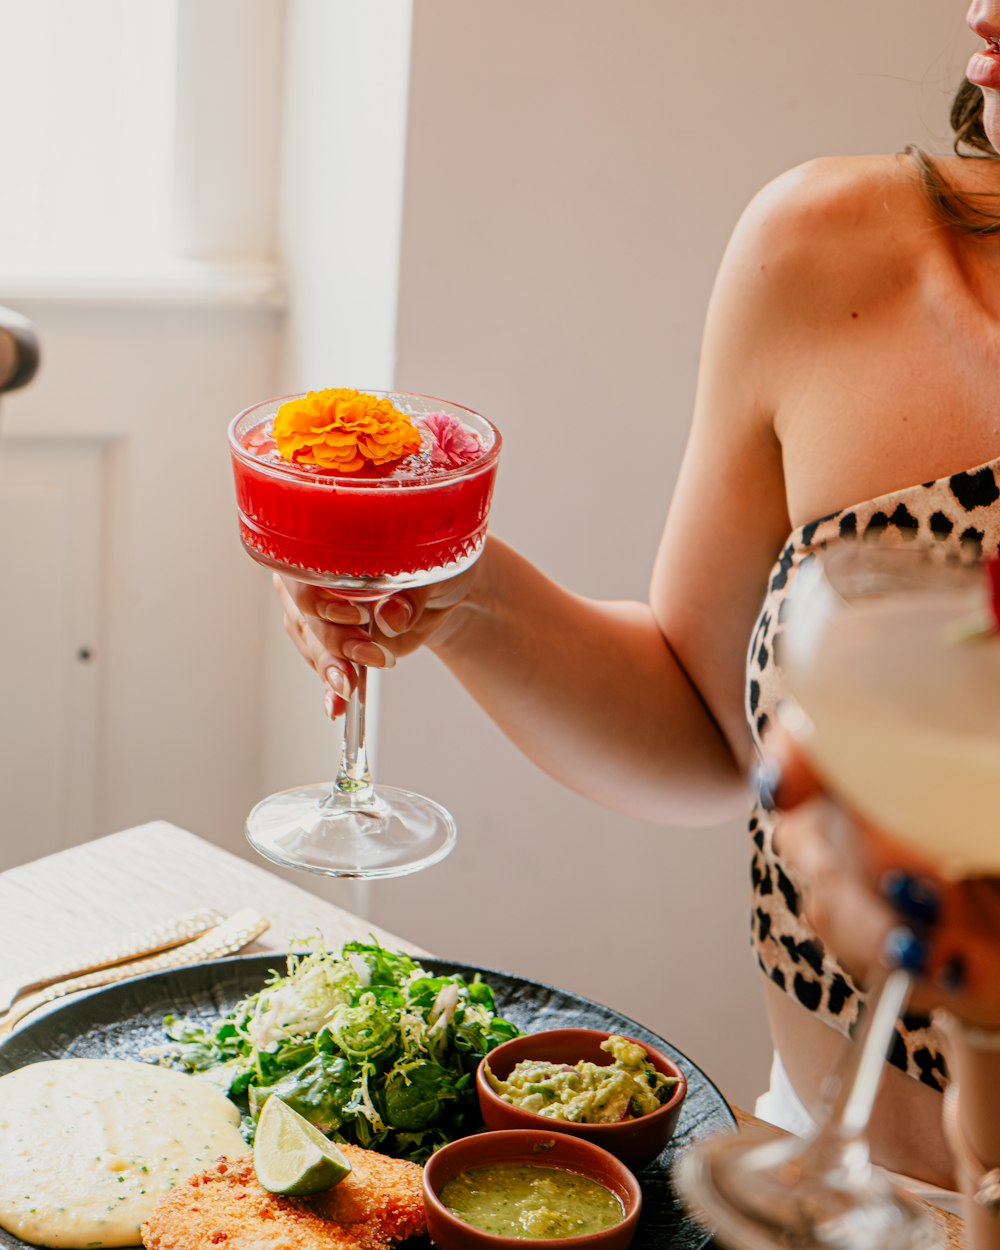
left=746, top=454, right=1000, bottom=1092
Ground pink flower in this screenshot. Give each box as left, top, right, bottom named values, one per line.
left=420, top=411, right=483, bottom=469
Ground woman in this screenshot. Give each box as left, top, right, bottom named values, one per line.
left=278, top=0, right=1000, bottom=1200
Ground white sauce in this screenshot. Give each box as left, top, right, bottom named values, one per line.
left=0, top=1058, right=247, bottom=1248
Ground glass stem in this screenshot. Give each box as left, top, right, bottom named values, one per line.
left=816, top=965, right=913, bottom=1145
left=333, top=623, right=376, bottom=808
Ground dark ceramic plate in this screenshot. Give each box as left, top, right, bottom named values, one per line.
left=0, top=954, right=732, bottom=1250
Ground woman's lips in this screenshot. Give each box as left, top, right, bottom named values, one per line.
left=968, top=40, right=1000, bottom=88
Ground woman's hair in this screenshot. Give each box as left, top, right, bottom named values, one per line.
left=908, top=79, right=1000, bottom=234
left=950, top=78, right=998, bottom=155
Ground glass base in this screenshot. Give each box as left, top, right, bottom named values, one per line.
left=675, top=1129, right=944, bottom=1250
left=245, top=783, right=458, bottom=879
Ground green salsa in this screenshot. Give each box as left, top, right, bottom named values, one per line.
left=486, top=1035, right=677, bottom=1124
left=439, top=1162, right=624, bottom=1238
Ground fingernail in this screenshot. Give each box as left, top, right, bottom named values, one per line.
left=374, top=597, right=413, bottom=638
left=318, top=599, right=371, bottom=625
left=880, top=870, right=941, bottom=927
left=324, top=667, right=351, bottom=702
left=751, top=760, right=782, bottom=813
left=324, top=689, right=337, bottom=720
left=884, top=925, right=929, bottom=974
left=937, top=954, right=966, bottom=993
left=343, top=639, right=396, bottom=669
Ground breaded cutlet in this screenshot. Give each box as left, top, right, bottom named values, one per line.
left=140, top=1144, right=426, bottom=1250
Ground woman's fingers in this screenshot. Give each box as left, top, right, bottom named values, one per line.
left=278, top=568, right=472, bottom=661
left=276, top=575, right=400, bottom=668
left=372, top=594, right=415, bottom=637
left=778, top=797, right=899, bottom=985
left=759, top=712, right=1000, bottom=1029
left=274, top=575, right=355, bottom=716
left=276, top=574, right=319, bottom=667
left=370, top=569, right=475, bottom=636
left=279, top=575, right=370, bottom=628
left=756, top=719, right=825, bottom=813
left=771, top=750, right=1000, bottom=1023
left=910, top=880, right=1000, bottom=1026
left=273, top=564, right=479, bottom=716
left=784, top=813, right=1000, bottom=1022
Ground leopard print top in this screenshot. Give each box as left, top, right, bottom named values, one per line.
left=747, top=454, right=1000, bottom=1093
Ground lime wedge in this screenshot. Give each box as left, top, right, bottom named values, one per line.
left=253, top=1096, right=353, bottom=1196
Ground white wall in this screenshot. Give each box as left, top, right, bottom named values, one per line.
left=363, top=0, right=975, bottom=1110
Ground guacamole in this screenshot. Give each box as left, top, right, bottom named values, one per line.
left=485, top=1035, right=678, bottom=1124
left=440, top=1163, right=624, bottom=1238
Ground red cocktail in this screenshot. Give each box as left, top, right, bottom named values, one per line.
left=230, top=392, right=500, bottom=593
left=227, top=389, right=501, bottom=878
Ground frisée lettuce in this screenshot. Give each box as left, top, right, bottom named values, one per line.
left=149, top=940, right=521, bottom=1163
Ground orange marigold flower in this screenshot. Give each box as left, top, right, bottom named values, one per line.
left=273, top=388, right=422, bottom=473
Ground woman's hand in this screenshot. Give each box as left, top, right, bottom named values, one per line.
left=765, top=728, right=1000, bottom=1030
left=274, top=565, right=480, bottom=718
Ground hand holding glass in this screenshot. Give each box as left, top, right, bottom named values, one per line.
left=228, top=390, right=500, bottom=879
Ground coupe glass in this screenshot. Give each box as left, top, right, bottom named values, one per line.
left=228, top=390, right=501, bottom=879
left=678, top=545, right=1000, bottom=1250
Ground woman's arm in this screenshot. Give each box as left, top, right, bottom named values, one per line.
left=429, top=535, right=747, bottom=824
left=279, top=533, right=750, bottom=825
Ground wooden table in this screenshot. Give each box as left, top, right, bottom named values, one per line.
left=0, top=821, right=426, bottom=980
left=0, top=822, right=966, bottom=1250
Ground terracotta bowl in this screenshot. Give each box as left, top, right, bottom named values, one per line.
left=476, top=1027, right=687, bottom=1171
left=423, top=1128, right=642, bottom=1250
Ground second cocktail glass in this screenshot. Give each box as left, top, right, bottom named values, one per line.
left=229, top=389, right=501, bottom=879
left=676, top=545, right=1000, bottom=1250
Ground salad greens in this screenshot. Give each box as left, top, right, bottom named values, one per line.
left=151, top=940, right=521, bottom=1163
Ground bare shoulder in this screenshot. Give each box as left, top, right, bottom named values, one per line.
left=742, top=153, right=926, bottom=244
left=714, top=154, right=931, bottom=328
left=760, top=153, right=928, bottom=253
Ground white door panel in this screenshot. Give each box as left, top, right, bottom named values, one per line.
left=0, top=437, right=106, bottom=867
